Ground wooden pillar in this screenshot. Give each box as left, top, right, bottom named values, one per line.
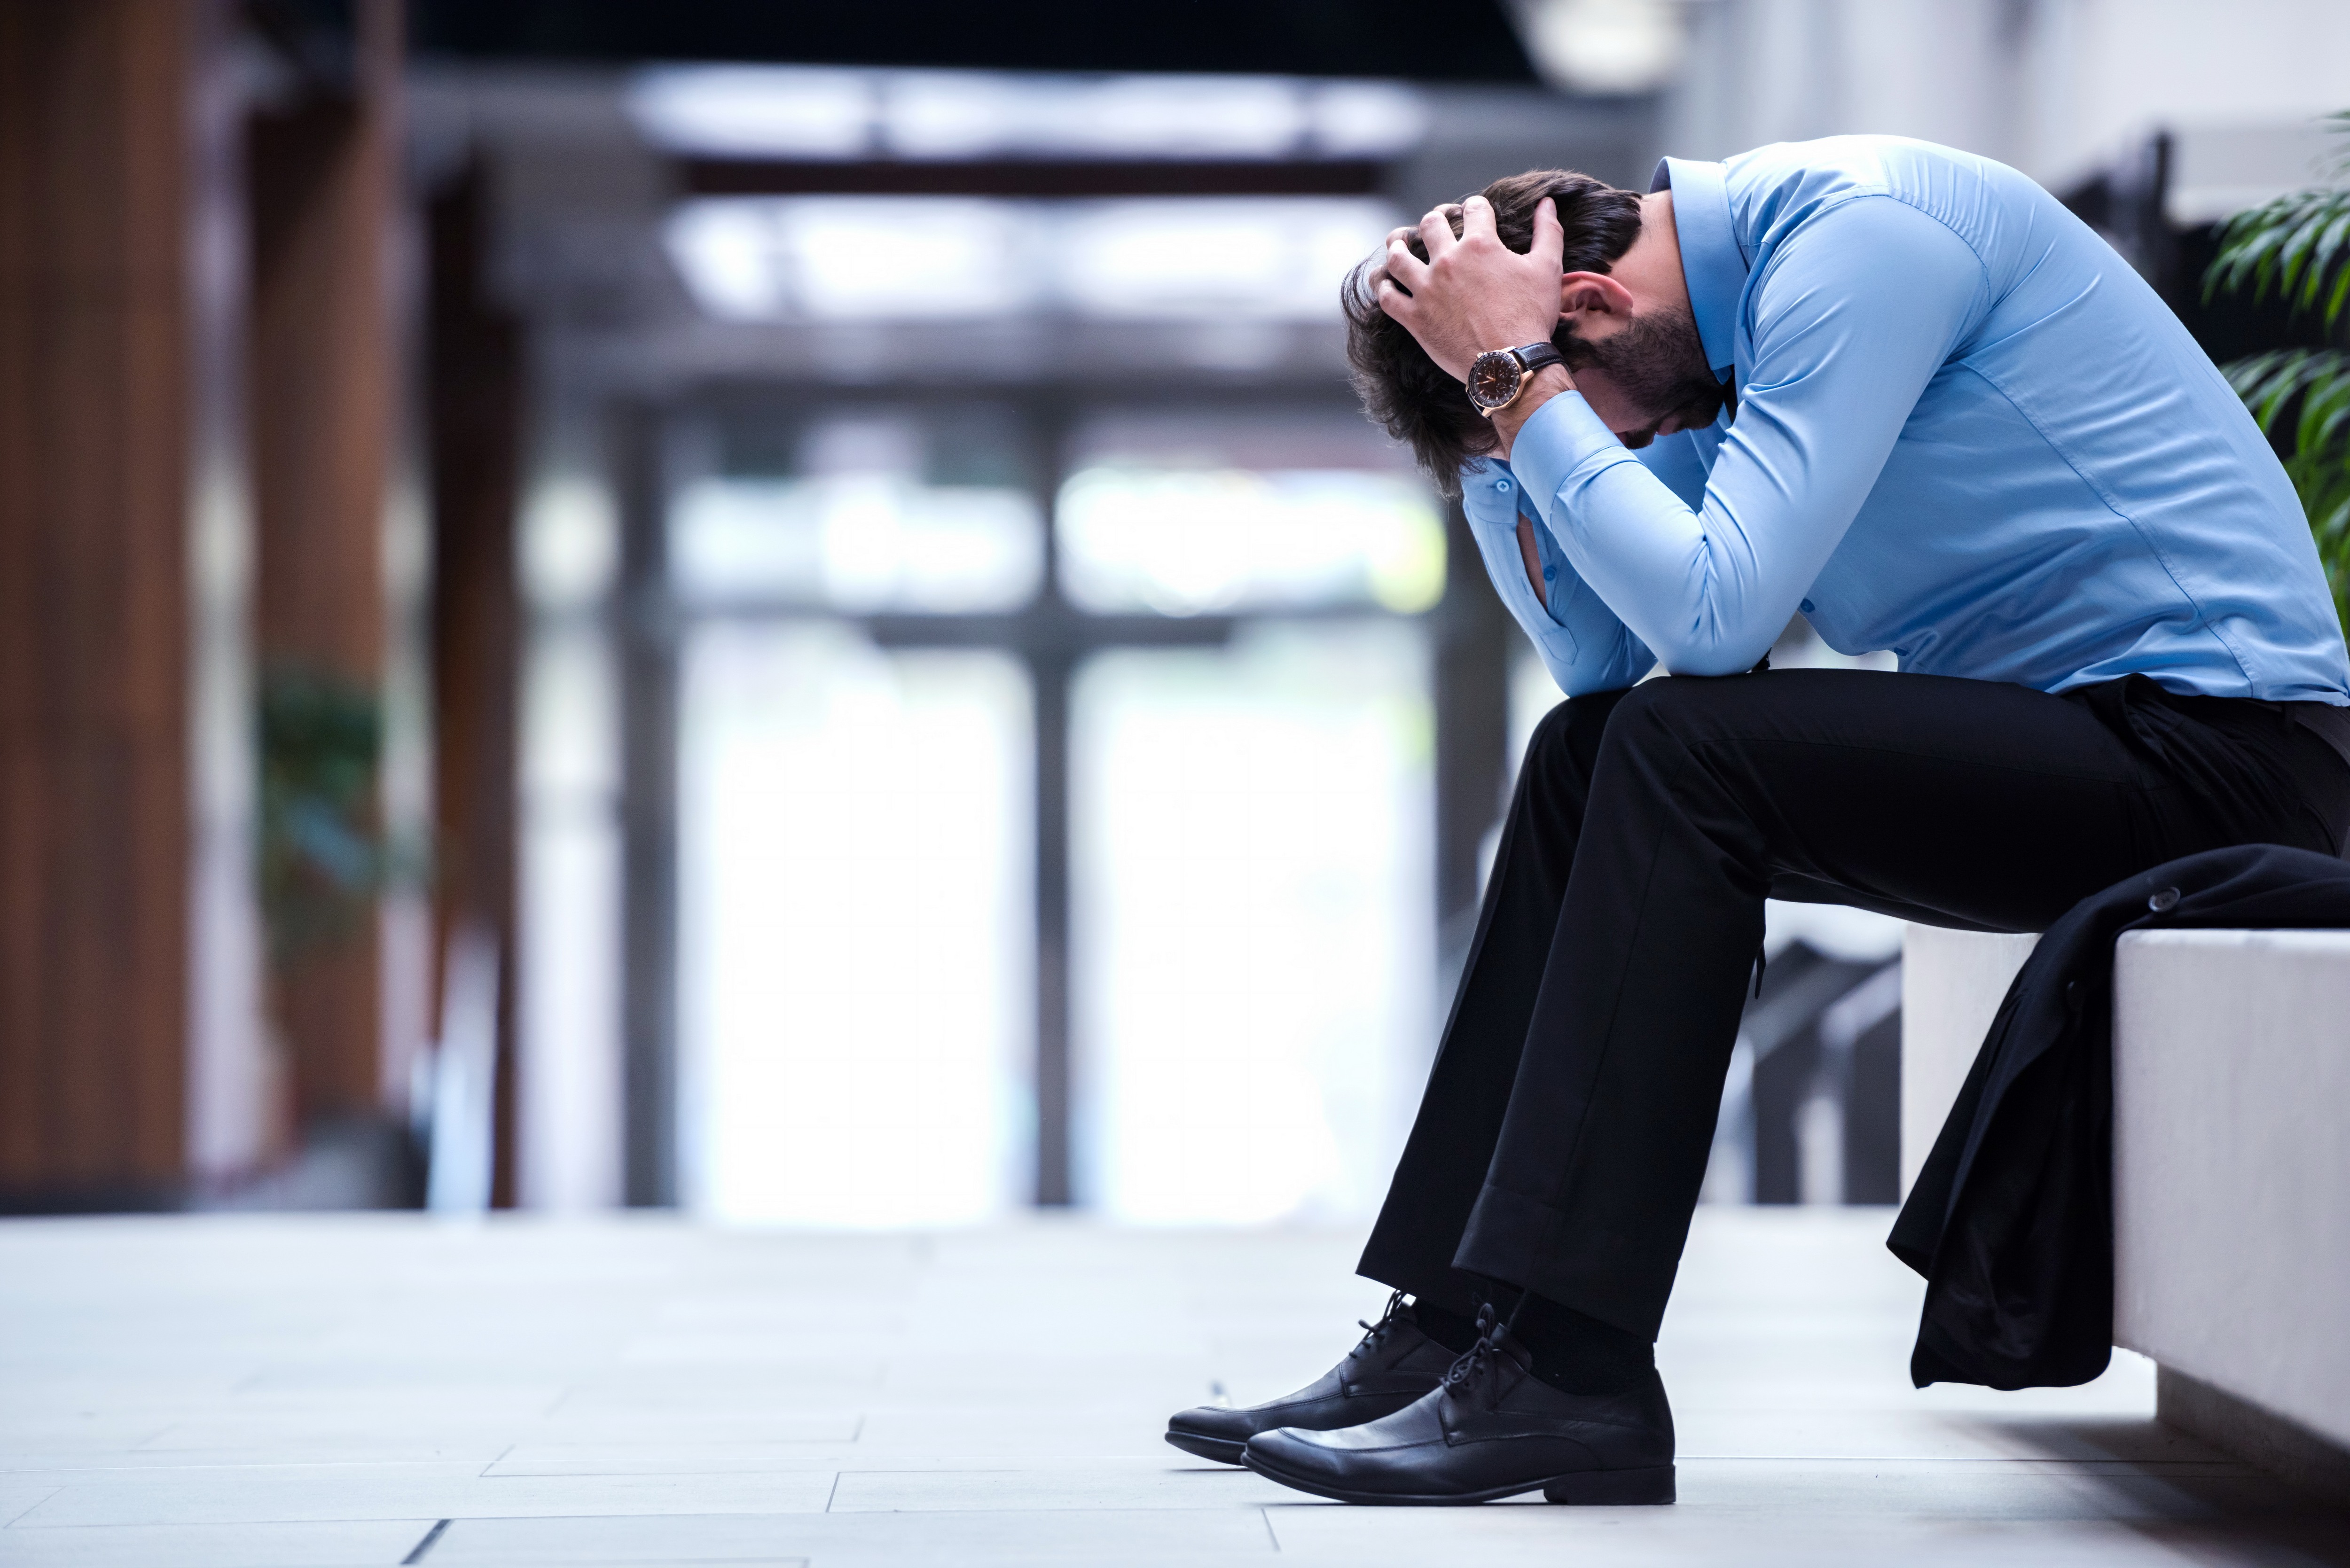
left=0, top=1, right=198, bottom=1202
left=425, top=160, right=524, bottom=1205
left=245, top=0, right=400, bottom=1130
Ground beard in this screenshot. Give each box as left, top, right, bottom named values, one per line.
left=1562, top=303, right=1727, bottom=434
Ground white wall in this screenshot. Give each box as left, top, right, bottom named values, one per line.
left=1662, top=0, right=2350, bottom=197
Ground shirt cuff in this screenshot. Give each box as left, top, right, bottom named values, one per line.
left=1457, top=457, right=1523, bottom=526
left=1506, top=391, right=1638, bottom=525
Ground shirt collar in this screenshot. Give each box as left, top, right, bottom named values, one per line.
left=1650, top=157, right=1745, bottom=382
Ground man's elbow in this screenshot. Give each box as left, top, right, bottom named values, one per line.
left=1554, top=637, right=1658, bottom=697
left=1653, top=628, right=1773, bottom=679
left=1557, top=671, right=1612, bottom=699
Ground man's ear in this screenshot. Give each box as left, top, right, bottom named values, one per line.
left=1558, top=270, right=1636, bottom=331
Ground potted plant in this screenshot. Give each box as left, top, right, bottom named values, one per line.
left=2207, top=111, right=2350, bottom=632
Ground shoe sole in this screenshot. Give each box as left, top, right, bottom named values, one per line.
left=1243, top=1448, right=1675, bottom=1506
left=1164, top=1429, right=1248, bottom=1466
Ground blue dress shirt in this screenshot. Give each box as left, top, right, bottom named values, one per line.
left=1467, top=135, right=2350, bottom=705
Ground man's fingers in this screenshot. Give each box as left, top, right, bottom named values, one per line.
left=1418, top=203, right=1459, bottom=257
left=1383, top=237, right=1430, bottom=289
left=1374, top=273, right=1417, bottom=322
left=1459, top=192, right=1500, bottom=242
left=1530, top=196, right=1565, bottom=270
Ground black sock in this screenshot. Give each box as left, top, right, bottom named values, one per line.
left=1508, top=1293, right=1654, bottom=1396
left=1407, top=1300, right=1483, bottom=1355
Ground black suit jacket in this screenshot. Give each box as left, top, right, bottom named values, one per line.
left=1888, top=843, right=2350, bottom=1390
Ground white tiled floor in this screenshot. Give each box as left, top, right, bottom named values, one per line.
left=1, top=1210, right=2344, bottom=1566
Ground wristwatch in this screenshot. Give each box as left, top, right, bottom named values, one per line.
left=1466, top=341, right=1566, bottom=417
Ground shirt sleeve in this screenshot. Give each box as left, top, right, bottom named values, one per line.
left=1459, top=459, right=1657, bottom=696
left=1630, top=424, right=1715, bottom=509
left=1508, top=196, right=1989, bottom=677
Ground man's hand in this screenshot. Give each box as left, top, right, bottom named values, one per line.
left=1375, top=195, right=1569, bottom=383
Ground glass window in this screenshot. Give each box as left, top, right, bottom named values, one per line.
left=670, top=475, right=1042, bottom=614
left=517, top=622, right=624, bottom=1210
left=1058, top=467, right=1443, bottom=616
left=1072, top=620, right=1434, bottom=1223
left=679, top=624, right=1032, bottom=1225
left=1053, top=199, right=1399, bottom=322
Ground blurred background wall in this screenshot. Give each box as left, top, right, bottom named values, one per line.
left=0, top=0, right=2339, bottom=1222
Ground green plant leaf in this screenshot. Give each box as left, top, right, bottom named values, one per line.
left=2222, top=347, right=2350, bottom=635
left=256, top=664, right=409, bottom=964
left=2207, top=185, right=2350, bottom=328
left=2210, top=113, right=2350, bottom=636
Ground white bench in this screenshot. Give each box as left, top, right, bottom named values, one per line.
left=1901, top=924, right=2350, bottom=1501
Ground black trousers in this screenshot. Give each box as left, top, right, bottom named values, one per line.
left=1357, top=669, right=2350, bottom=1340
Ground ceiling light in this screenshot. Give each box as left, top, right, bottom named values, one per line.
left=1506, top=0, right=1691, bottom=96
left=627, top=66, right=1429, bottom=164
left=662, top=197, right=1397, bottom=324
left=627, top=66, right=873, bottom=159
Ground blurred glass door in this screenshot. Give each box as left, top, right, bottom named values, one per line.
left=677, top=626, right=1032, bottom=1225
left=669, top=409, right=1443, bottom=1227
left=1072, top=620, right=1433, bottom=1223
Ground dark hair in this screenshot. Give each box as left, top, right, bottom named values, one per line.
left=1343, top=169, right=1644, bottom=496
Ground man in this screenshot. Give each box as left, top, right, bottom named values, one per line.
left=1164, top=136, right=2350, bottom=1506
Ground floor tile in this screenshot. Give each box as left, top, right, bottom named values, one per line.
left=0, top=1482, right=59, bottom=1529
left=425, top=1508, right=1277, bottom=1563
left=486, top=1431, right=861, bottom=1476
left=3, top=1210, right=2344, bottom=1568
left=1264, top=1505, right=2350, bottom=1568
left=829, top=1460, right=1293, bottom=1511
left=12, top=1462, right=838, bottom=1527
left=0, top=1519, right=432, bottom=1568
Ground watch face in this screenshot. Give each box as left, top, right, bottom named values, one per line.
left=1467, top=350, right=1522, bottom=411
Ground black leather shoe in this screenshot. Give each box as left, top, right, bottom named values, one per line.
left=1164, top=1292, right=1457, bottom=1466
left=1242, top=1306, right=1675, bottom=1505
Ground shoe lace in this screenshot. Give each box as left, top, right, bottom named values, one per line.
left=1350, top=1289, right=1408, bottom=1357
left=1441, top=1302, right=1504, bottom=1396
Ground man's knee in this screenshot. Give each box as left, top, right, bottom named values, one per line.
left=1590, top=677, right=1684, bottom=757
left=1604, top=673, right=1744, bottom=749
left=1524, top=697, right=1579, bottom=760
left=1524, top=686, right=1634, bottom=773
left=1590, top=675, right=1758, bottom=781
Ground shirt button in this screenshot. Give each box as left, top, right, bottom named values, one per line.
left=1800, top=598, right=1816, bottom=613
left=1496, top=480, right=1512, bottom=492
left=1542, top=566, right=1556, bottom=581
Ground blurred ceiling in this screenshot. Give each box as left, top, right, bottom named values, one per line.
left=403, top=4, right=1653, bottom=405
left=408, top=0, right=1542, bottom=84
left=410, top=62, right=1652, bottom=405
